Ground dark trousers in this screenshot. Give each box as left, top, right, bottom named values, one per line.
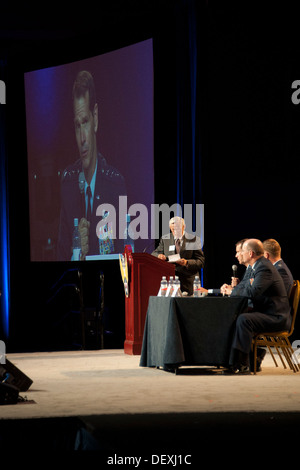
left=230, top=312, right=289, bottom=365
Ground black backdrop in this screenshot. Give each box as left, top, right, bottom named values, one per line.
left=1, top=1, right=300, bottom=351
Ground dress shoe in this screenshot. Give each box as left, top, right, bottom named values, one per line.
left=237, top=364, right=251, bottom=374
left=224, top=365, right=251, bottom=375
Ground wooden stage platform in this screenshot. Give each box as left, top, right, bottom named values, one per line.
left=1, top=349, right=300, bottom=461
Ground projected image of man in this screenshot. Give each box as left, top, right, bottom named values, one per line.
left=57, top=71, right=127, bottom=260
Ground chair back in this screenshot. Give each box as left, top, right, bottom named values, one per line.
left=288, top=280, right=300, bottom=335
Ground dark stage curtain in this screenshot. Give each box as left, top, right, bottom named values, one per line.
left=154, top=0, right=207, bottom=232
left=175, top=0, right=206, bottom=209
left=0, top=58, right=10, bottom=340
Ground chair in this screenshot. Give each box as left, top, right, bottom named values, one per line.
left=252, top=280, right=300, bottom=374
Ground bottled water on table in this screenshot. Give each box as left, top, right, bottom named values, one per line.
left=158, top=276, right=168, bottom=297
left=172, top=276, right=182, bottom=297
left=166, top=276, right=174, bottom=297
left=72, top=218, right=81, bottom=261
left=193, top=275, right=201, bottom=297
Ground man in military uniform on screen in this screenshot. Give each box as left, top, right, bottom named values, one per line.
left=57, top=71, right=126, bottom=260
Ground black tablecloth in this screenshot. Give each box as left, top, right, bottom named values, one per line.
left=139, top=296, right=248, bottom=369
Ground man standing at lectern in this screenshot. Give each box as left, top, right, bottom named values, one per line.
left=151, top=216, right=205, bottom=295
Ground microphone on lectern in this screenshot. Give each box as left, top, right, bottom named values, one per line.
left=143, top=241, right=155, bottom=253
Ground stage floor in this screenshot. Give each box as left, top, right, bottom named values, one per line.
left=1, top=349, right=300, bottom=457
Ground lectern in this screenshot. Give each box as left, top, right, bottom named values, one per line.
left=123, top=248, right=175, bottom=355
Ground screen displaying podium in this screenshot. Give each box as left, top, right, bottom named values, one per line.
left=123, top=250, right=175, bottom=355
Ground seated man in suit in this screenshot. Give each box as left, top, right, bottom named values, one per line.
left=230, top=238, right=251, bottom=288
left=262, top=239, right=293, bottom=296
left=200, top=238, right=250, bottom=295
left=225, top=239, right=291, bottom=374
left=151, top=216, right=205, bottom=295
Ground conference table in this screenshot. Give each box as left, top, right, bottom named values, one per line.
left=139, top=295, right=248, bottom=373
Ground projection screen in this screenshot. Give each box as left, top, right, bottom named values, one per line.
left=24, top=39, right=154, bottom=261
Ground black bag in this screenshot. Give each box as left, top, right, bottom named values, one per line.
left=0, top=382, right=19, bottom=405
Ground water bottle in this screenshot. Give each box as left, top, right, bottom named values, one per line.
left=72, top=218, right=81, bottom=261
left=193, top=275, right=201, bottom=297
left=158, top=276, right=168, bottom=297
left=166, top=276, right=174, bottom=297
left=124, top=213, right=135, bottom=253
left=172, top=276, right=182, bottom=297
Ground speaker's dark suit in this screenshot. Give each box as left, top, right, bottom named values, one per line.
left=274, top=259, right=293, bottom=296
left=230, top=256, right=291, bottom=360
left=152, top=232, right=205, bottom=295
left=57, top=154, right=126, bottom=260
left=209, top=264, right=253, bottom=296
